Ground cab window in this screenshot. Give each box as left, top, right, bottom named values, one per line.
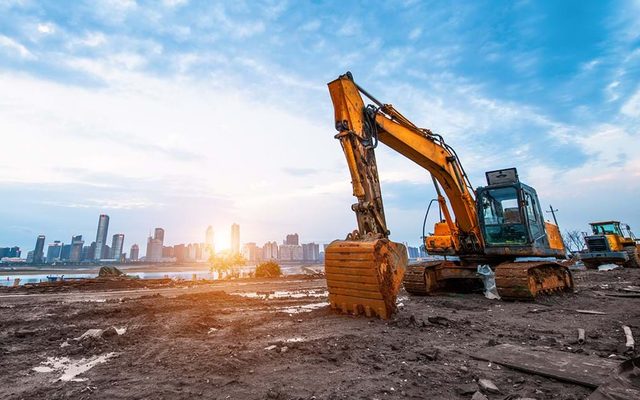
left=479, top=187, right=527, bottom=245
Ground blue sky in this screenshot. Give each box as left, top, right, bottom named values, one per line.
left=1, top=0, right=639, bottom=253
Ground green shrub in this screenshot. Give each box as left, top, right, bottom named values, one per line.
left=255, top=261, right=282, bottom=278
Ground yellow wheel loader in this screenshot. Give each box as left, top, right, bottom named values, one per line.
left=580, top=221, right=640, bottom=269
left=324, top=72, right=574, bottom=319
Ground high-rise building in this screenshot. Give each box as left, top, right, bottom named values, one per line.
left=407, top=246, right=420, bottom=259
left=173, top=244, right=187, bottom=262
left=60, top=244, right=72, bottom=261
left=302, top=243, right=320, bottom=261
left=154, top=228, right=165, bottom=244
left=279, top=244, right=303, bottom=261
left=111, top=234, right=125, bottom=261
left=230, top=223, right=240, bottom=255
left=94, top=214, right=110, bottom=260
left=70, top=235, right=84, bottom=262
left=130, top=244, right=139, bottom=261
left=33, top=235, right=45, bottom=264
left=285, top=233, right=299, bottom=246
left=102, top=244, right=111, bottom=259
left=262, top=241, right=278, bottom=260
left=0, top=247, right=21, bottom=258
left=185, top=243, right=203, bottom=261
left=205, top=225, right=214, bottom=254
left=146, top=235, right=163, bottom=261
left=242, top=242, right=261, bottom=262
left=46, top=241, right=63, bottom=263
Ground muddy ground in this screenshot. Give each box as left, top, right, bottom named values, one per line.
left=0, top=269, right=638, bottom=400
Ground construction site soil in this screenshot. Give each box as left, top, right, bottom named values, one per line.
left=0, top=269, right=638, bottom=400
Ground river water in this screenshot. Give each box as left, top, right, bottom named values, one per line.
left=0, top=264, right=321, bottom=287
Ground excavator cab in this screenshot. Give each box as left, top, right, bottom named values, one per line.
left=477, top=168, right=565, bottom=259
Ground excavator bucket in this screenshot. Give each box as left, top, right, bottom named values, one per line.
left=324, top=238, right=407, bottom=319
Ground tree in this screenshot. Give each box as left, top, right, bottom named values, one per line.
left=255, top=261, right=282, bottom=278
left=563, top=230, right=585, bottom=253
left=209, top=253, right=246, bottom=278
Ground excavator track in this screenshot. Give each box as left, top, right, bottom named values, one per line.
left=402, top=262, right=442, bottom=295
left=495, top=262, right=574, bottom=300
left=325, top=239, right=407, bottom=319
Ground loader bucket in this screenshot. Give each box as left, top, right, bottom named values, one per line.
left=324, top=238, right=407, bottom=319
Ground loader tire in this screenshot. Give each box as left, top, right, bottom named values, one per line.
left=624, top=247, right=640, bottom=268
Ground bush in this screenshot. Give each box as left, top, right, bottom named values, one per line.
left=255, top=261, right=282, bottom=278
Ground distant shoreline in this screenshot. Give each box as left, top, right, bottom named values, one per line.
left=0, top=261, right=324, bottom=276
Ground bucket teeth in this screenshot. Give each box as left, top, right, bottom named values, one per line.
left=325, top=239, right=407, bottom=319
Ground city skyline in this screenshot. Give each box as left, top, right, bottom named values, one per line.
left=1, top=212, right=381, bottom=263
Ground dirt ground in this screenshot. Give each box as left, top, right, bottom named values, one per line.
left=0, top=269, right=639, bottom=400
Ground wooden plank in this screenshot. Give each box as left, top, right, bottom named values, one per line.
left=576, top=309, right=607, bottom=315
left=471, top=344, right=619, bottom=388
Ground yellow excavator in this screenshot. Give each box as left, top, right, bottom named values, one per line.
left=325, top=72, right=574, bottom=318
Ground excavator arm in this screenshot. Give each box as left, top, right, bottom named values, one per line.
left=328, top=72, right=483, bottom=254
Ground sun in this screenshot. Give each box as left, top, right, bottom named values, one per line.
left=214, top=235, right=229, bottom=253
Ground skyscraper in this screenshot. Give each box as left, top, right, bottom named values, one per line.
left=46, top=241, right=63, bottom=263
left=302, top=243, right=320, bottom=261
left=146, top=234, right=163, bottom=261
left=230, top=223, right=240, bottom=255
left=285, top=233, right=299, bottom=246
left=205, top=225, right=214, bottom=254
left=129, top=244, right=139, bottom=261
left=70, top=235, right=84, bottom=262
left=262, top=241, right=279, bottom=260
left=154, top=228, right=165, bottom=244
left=111, top=234, right=125, bottom=261
left=33, top=235, right=45, bottom=264
left=94, top=214, right=110, bottom=260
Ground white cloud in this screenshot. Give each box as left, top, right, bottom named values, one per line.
left=408, top=27, right=422, bottom=40
left=300, top=20, right=321, bottom=32
left=75, top=32, right=108, bottom=48
left=621, top=86, right=640, bottom=117
left=162, top=0, right=188, bottom=7
left=0, top=34, right=35, bottom=59
left=0, top=67, right=349, bottom=244
left=37, top=22, right=56, bottom=35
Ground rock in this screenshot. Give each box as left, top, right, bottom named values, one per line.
left=420, top=348, right=439, bottom=361
left=471, top=391, right=489, bottom=400
left=98, top=266, right=126, bottom=277
left=455, top=382, right=477, bottom=395
left=427, top=316, right=450, bottom=326
left=280, top=346, right=288, bottom=353
left=459, top=365, right=469, bottom=373
left=76, top=329, right=104, bottom=341
left=478, top=379, right=500, bottom=394
left=102, top=327, right=118, bottom=339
